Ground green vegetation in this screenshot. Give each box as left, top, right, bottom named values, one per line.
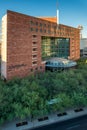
left=77, top=57, right=87, bottom=65
left=0, top=62, right=87, bottom=124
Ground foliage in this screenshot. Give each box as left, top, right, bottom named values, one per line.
left=0, top=63, right=87, bottom=124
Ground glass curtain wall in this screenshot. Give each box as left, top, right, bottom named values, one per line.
left=41, top=36, right=70, bottom=60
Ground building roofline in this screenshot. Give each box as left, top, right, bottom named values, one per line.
left=7, top=10, right=79, bottom=30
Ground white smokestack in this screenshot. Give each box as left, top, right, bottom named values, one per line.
left=57, top=9, right=59, bottom=25
left=56, top=0, right=59, bottom=25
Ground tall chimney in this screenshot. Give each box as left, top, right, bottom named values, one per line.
left=57, top=0, right=59, bottom=26
left=57, top=9, right=59, bottom=25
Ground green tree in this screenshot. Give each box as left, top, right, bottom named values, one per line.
left=72, top=92, right=87, bottom=108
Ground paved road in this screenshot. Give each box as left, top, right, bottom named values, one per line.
left=26, top=115, right=87, bottom=130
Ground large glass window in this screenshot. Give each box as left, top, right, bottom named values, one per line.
left=41, top=36, right=70, bottom=60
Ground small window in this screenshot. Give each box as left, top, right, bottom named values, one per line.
left=36, top=28, right=38, bottom=32
left=32, top=61, right=37, bottom=65
left=36, top=22, right=38, bottom=25
left=33, top=55, right=37, bottom=58
left=48, top=25, right=50, bottom=28
left=31, top=68, right=33, bottom=72
left=33, top=48, right=37, bottom=51
left=40, top=23, right=42, bottom=27
left=30, top=21, right=34, bottom=25
left=33, top=42, right=37, bottom=45
left=40, top=29, right=42, bottom=32
left=32, top=35, right=37, bottom=38
left=30, top=28, right=34, bottom=31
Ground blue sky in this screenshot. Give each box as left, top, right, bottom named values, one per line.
left=0, top=0, right=87, bottom=37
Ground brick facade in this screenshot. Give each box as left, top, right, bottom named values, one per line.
left=1, top=10, right=80, bottom=79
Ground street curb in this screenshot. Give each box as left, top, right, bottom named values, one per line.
left=1, top=107, right=87, bottom=130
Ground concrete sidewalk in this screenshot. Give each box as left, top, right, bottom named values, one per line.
left=0, top=107, right=87, bottom=130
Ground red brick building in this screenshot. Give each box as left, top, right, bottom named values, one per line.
left=1, top=10, right=80, bottom=79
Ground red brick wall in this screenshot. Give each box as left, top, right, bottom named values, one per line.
left=7, top=10, right=45, bottom=79
left=6, top=10, right=80, bottom=79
